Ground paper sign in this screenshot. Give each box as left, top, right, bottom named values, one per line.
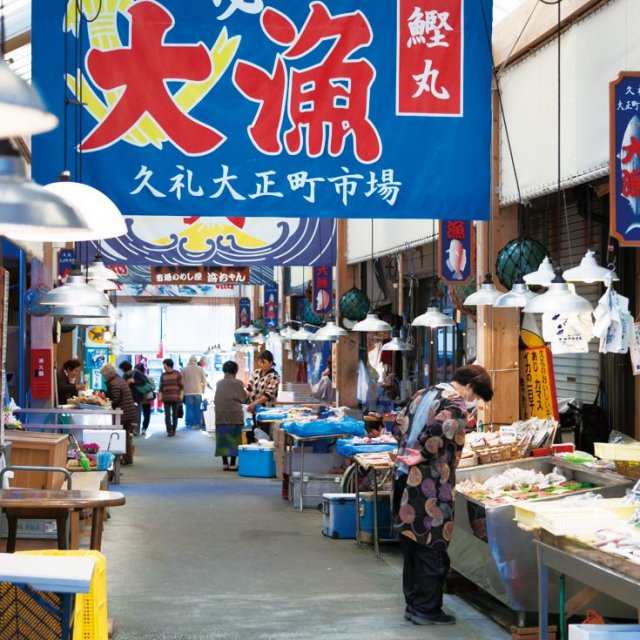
left=519, top=346, right=559, bottom=420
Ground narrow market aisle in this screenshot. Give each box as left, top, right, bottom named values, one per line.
left=101, top=414, right=508, bottom=640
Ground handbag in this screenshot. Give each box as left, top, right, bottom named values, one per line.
left=144, top=389, right=156, bottom=401
left=177, top=403, right=184, bottom=419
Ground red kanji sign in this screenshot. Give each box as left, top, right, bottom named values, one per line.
left=438, top=219, right=474, bottom=284
left=31, top=348, right=52, bottom=400
left=312, top=266, right=333, bottom=314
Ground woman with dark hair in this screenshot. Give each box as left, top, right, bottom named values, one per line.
left=56, top=358, right=83, bottom=405
left=214, top=360, right=249, bottom=471
left=246, top=350, right=280, bottom=443
left=135, top=363, right=155, bottom=435
left=392, top=364, right=493, bottom=626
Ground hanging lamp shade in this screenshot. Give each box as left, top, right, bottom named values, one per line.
left=0, top=61, right=58, bottom=138
left=462, top=273, right=502, bottom=306
left=290, top=326, right=315, bottom=340
left=351, top=313, right=392, bottom=332
left=381, top=336, right=413, bottom=352
left=87, top=255, right=118, bottom=281
left=60, top=315, right=113, bottom=327
left=523, top=256, right=555, bottom=287
left=236, top=323, right=258, bottom=336
left=88, top=277, right=118, bottom=292
left=412, top=302, right=455, bottom=327
left=52, top=304, right=110, bottom=319
left=563, top=249, right=620, bottom=284
left=0, top=151, right=89, bottom=239
left=41, top=271, right=110, bottom=307
left=493, top=281, right=539, bottom=308
left=315, top=321, right=348, bottom=338
left=279, top=325, right=296, bottom=339
left=522, top=272, right=594, bottom=314
left=42, top=176, right=127, bottom=240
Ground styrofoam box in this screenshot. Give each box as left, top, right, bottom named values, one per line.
left=0, top=514, right=58, bottom=539
left=569, top=625, right=640, bottom=639
left=322, top=493, right=357, bottom=539
left=291, top=472, right=342, bottom=509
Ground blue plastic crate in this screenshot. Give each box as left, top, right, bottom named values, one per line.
left=238, top=446, right=276, bottom=478
left=322, top=493, right=357, bottom=539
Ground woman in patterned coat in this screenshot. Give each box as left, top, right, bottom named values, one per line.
left=392, top=364, right=493, bottom=626
left=245, top=350, right=280, bottom=442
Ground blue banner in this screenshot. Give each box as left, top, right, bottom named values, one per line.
left=264, top=283, right=278, bottom=329
left=611, top=72, right=640, bottom=246
left=32, top=0, right=492, bottom=221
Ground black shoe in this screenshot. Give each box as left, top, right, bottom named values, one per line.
left=410, top=611, right=455, bottom=625
left=404, top=606, right=416, bottom=621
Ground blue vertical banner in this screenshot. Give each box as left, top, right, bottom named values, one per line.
left=312, top=266, right=333, bottom=314
left=438, top=219, right=474, bottom=284
left=263, top=283, right=279, bottom=329
left=57, top=249, right=75, bottom=284
left=610, top=72, right=640, bottom=245
left=32, top=0, right=492, bottom=222
left=238, top=297, right=251, bottom=327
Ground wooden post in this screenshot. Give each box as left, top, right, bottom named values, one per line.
left=335, top=219, right=359, bottom=408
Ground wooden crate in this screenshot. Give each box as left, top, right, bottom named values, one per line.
left=5, top=432, right=69, bottom=489
left=511, top=625, right=557, bottom=640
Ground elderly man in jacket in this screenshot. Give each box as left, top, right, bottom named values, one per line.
left=182, top=355, right=207, bottom=429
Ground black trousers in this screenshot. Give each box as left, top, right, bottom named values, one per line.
left=164, top=401, right=179, bottom=434
left=400, top=534, right=450, bottom=615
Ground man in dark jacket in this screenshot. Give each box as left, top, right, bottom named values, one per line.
left=119, top=361, right=147, bottom=436
left=100, top=363, right=138, bottom=464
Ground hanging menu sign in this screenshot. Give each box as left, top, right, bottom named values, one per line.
left=151, top=266, right=250, bottom=284
left=518, top=346, right=559, bottom=420
left=438, top=219, right=474, bottom=284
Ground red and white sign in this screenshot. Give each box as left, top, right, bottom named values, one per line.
left=397, top=0, right=463, bottom=116
left=31, top=348, right=52, bottom=400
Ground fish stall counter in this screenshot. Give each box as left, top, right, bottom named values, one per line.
left=448, top=456, right=634, bottom=623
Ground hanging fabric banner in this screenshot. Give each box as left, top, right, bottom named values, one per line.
left=83, top=216, right=336, bottom=267
left=312, top=266, right=333, bottom=314
left=518, top=346, right=559, bottom=421
left=238, top=297, right=252, bottom=327
left=438, top=220, right=474, bottom=284
left=610, top=72, right=640, bottom=245
left=31, top=0, right=492, bottom=221
left=264, top=283, right=278, bottom=329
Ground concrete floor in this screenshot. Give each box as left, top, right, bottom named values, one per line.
left=101, top=415, right=509, bottom=639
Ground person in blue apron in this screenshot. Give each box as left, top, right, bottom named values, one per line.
left=392, top=364, right=493, bottom=626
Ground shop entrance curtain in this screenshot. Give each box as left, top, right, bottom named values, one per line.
left=32, top=0, right=492, bottom=222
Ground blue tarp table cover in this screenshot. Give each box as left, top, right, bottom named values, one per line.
left=281, top=416, right=365, bottom=438
left=335, top=438, right=398, bottom=458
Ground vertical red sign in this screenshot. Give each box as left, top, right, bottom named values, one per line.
left=31, top=348, right=52, bottom=399
left=397, top=0, right=463, bottom=116
left=312, top=267, right=333, bottom=315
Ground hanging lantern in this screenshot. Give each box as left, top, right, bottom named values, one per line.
left=338, top=287, right=370, bottom=321
left=495, top=237, right=547, bottom=290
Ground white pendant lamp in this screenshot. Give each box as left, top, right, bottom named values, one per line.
left=89, top=277, right=118, bottom=292
left=522, top=272, right=594, bottom=314
left=60, top=315, right=113, bottom=327
left=87, top=255, right=118, bottom=281
left=315, top=321, right=348, bottom=339
left=412, top=301, right=455, bottom=328
left=290, top=326, right=315, bottom=340
left=52, top=304, right=110, bottom=319
left=462, top=273, right=502, bottom=306
left=41, top=270, right=110, bottom=307
left=252, top=333, right=266, bottom=345
left=0, top=61, right=58, bottom=137
left=0, top=151, right=89, bottom=239
left=523, top=256, right=555, bottom=287
left=236, top=323, right=258, bottom=336
left=381, top=336, right=413, bottom=351
left=493, top=280, right=539, bottom=308
left=42, top=174, right=127, bottom=241
left=351, top=313, right=392, bottom=333
left=563, top=249, right=620, bottom=284
left=279, top=325, right=296, bottom=339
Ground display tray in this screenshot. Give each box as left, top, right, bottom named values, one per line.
left=77, top=403, right=109, bottom=411
left=538, top=528, right=640, bottom=582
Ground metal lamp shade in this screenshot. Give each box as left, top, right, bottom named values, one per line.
left=290, top=326, right=315, bottom=340
left=53, top=304, right=111, bottom=319
left=493, top=282, right=539, bottom=308
left=412, top=307, right=455, bottom=327
left=60, top=316, right=114, bottom=327
left=462, top=274, right=502, bottom=306
left=563, top=250, right=620, bottom=284
left=522, top=282, right=594, bottom=314
left=523, top=256, right=555, bottom=287
left=279, top=325, right=296, bottom=338
left=0, top=155, right=89, bottom=239
left=0, top=61, right=58, bottom=138
left=87, top=256, right=118, bottom=281
left=236, top=324, right=258, bottom=336
left=41, top=274, right=110, bottom=307
left=315, top=321, right=348, bottom=338
left=351, top=313, right=392, bottom=332
left=89, top=278, right=119, bottom=292
left=381, top=337, right=413, bottom=351
left=43, top=181, right=127, bottom=240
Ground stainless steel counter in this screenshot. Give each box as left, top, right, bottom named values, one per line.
left=448, top=457, right=634, bottom=618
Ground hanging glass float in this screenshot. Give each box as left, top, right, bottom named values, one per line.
left=495, top=237, right=547, bottom=290
left=338, top=287, right=370, bottom=321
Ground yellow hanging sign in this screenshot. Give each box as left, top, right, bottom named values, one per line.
left=519, top=346, right=559, bottom=420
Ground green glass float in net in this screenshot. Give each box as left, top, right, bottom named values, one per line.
left=449, top=278, right=477, bottom=317
left=254, top=317, right=265, bottom=331
left=339, top=287, right=370, bottom=321
left=301, top=300, right=323, bottom=326
left=495, top=237, right=547, bottom=289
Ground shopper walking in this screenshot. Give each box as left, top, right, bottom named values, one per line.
left=56, top=358, right=84, bottom=405
left=119, top=361, right=146, bottom=436
left=246, top=350, right=280, bottom=443
left=159, top=358, right=183, bottom=437
left=392, top=364, right=493, bottom=626
left=214, top=360, right=249, bottom=471
left=99, top=363, right=139, bottom=465
left=182, top=355, right=206, bottom=429
left=135, top=363, right=155, bottom=435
